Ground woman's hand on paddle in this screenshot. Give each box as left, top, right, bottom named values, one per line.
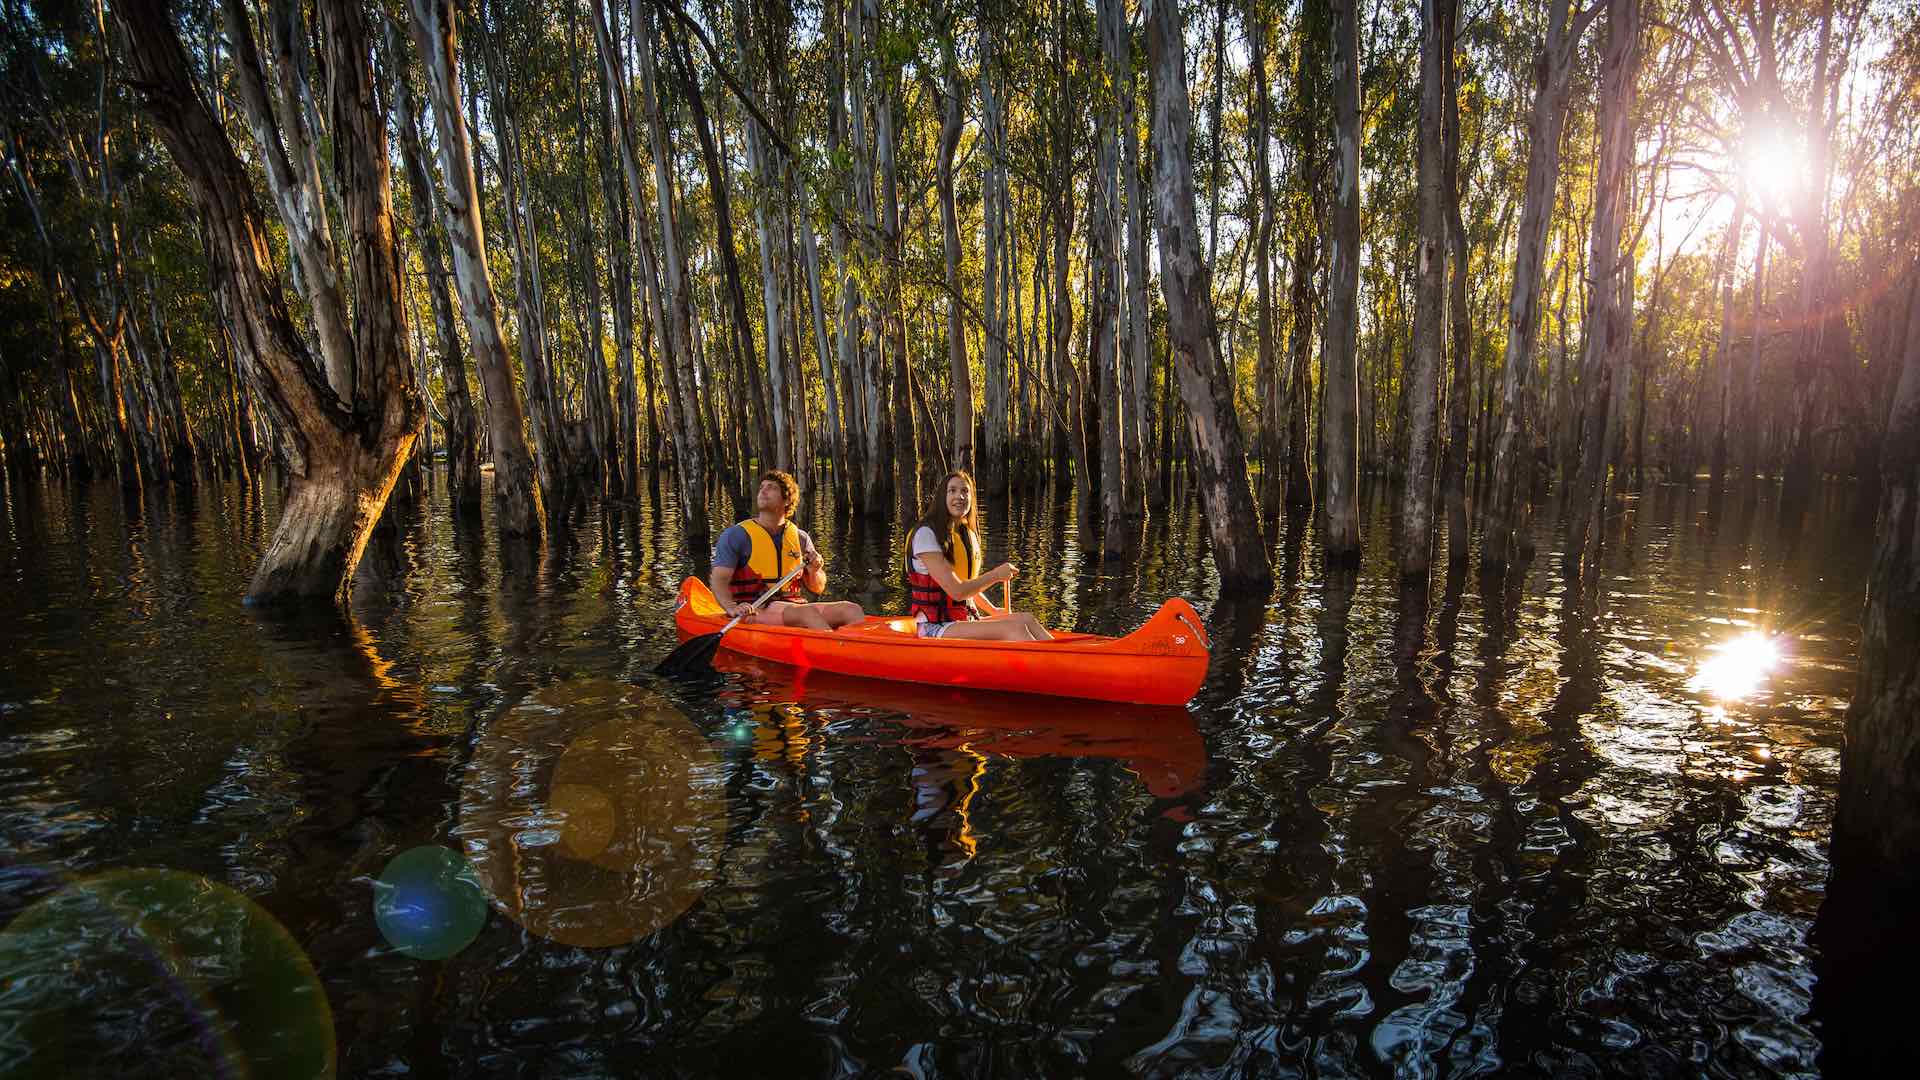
left=987, top=562, right=1017, bottom=584
left=727, top=602, right=759, bottom=622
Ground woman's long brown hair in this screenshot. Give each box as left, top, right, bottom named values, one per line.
left=910, top=470, right=980, bottom=566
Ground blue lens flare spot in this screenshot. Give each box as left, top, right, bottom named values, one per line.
left=373, top=846, right=487, bottom=961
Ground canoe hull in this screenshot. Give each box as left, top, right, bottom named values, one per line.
left=671, top=578, right=1209, bottom=706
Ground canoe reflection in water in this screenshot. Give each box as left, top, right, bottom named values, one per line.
left=711, top=654, right=1209, bottom=854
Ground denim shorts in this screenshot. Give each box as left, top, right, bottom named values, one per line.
left=916, top=620, right=952, bottom=639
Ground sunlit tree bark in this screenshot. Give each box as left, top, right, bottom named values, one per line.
left=117, top=0, right=422, bottom=605
left=1147, top=0, right=1271, bottom=592
left=408, top=0, right=544, bottom=539
left=1320, top=0, right=1362, bottom=565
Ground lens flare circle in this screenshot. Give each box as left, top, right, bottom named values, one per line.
left=0, top=867, right=335, bottom=1079
left=457, top=679, right=726, bottom=948
left=372, top=846, right=489, bottom=961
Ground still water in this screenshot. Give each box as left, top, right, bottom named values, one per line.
left=0, top=468, right=1869, bottom=1077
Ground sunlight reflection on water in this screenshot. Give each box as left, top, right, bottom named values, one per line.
left=1691, top=632, right=1783, bottom=702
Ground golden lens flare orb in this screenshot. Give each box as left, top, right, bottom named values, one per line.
left=456, top=680, right=726, bottom=949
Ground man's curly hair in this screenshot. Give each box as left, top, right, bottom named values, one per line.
left=761, top=469, right=800, bottom=513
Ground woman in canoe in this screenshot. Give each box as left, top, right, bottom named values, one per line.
left=906, top=471, right=1054, bottom=641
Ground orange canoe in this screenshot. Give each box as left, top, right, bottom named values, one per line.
left=671, top=577, right=1211, bottom=706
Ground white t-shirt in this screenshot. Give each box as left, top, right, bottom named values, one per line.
left=910, top=526, right=983, bottom=572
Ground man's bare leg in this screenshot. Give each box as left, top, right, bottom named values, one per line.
left=765, top=601, right=866, bottom=631
left=813, top=601, right=866, bottom=629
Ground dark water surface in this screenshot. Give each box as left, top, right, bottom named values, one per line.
left=0, top=469, right=1870, bottom=1077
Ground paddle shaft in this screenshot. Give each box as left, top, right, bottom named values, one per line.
left=715, top=562, right=808, bottom=634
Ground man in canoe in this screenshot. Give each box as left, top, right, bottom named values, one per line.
left=906, top=470, right=1054, bottom=641
left=710, top=470, right=866, bottom=631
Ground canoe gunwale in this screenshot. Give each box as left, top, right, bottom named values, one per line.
left=673, top=578, right=1203, bottom=658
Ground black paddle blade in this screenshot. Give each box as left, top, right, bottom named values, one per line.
left=655, top=632, right=724, bottom=676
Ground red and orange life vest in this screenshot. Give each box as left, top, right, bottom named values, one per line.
left=728, top=519, right=806, bottom=605
left=905, top=526, right=979, bottom=624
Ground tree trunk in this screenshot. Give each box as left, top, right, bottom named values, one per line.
left=1567, top=0, right=1640, bottom=570
left=1400, top=0, right=1452, bottom=582
left=980, top=10, right=1010, bottom=495
left=119, top=0, right=422, bottom=606
left=1826, top=260, right=1920, bottom=1003
left=935, top=33, right=972, bottom=474
left=850, top=0, right=891, bottom=511
left=408, top=0, right=543, bottom=539
left=801, top=197, right=844, bottom=497
left=874, top=26, right=917, bottom=515
left=1707, top=190, right=1748, bottom=497
left=1051, top=139, right=1077, bottom=485
left=1741, top=220, right=1770, bottom=495
left=1439, top=0, right=1471, bottom=565
left=1147, top=0, right=1271, bottom=593
left=823, top=0, right=859, bottom=507
left=631, top=0, right=709, bottom=540
left=1095, top=0, right=1132, bottom=547
left=1321, top=0, right=1363, bottom=565
left=661, top=19, right=770, bottom=475
left=390, top=17, right=482, bottom=514
left=1485, top=0, right=1588, bottom=569
left=1251, top=2, right=1279, bottom=526
left=734, top=0, right=793, bottom=474
left=1121, top=8, right=1156, bottom=516
left=587, top=6, right=639, bottom=496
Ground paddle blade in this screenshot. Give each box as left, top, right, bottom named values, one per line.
left=655, top=632, right=724, bottom=676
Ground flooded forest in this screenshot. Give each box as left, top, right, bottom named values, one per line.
left=2, top=0, right=1919, bottom=1075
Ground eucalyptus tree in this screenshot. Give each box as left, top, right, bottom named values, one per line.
left=1320, top=0, right=1363, bottom=566
left=1399, top=0, right=1453, bottom=582
left=1482, top=0, right=1595, bottom=573
left=408, top=0, right=545, bottom=539
left=115, top=0, right=423, bottom=605
left=1147, top=0, right=1270, bottom=593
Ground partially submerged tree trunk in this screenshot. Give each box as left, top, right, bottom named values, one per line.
left=1321, top=0, right=1363, bottom=565
left=1707, top=190, right=1748, bottom=498
left=1251, top=2, right=1279, bottom=526
left=1485, top=0, right=1593, bottom=571
left=631, top=0, right=709, bottom=540
left=389, top=17, right=481, bottom=515
left=934, top=30, right=972, bottom=474
left=586, top=4, right=640, bottom=496
left=408, top=0, right=544, bottom=540
left=661, top=16, right=773, bottom=478
left=1439, top=0, right=1471, bottom=566
left=1095, top=0, right=1131, bottom=548
left=1567, top=0, right=1641, bottom=572
left=1147, top=0, right=1271, bottom=593
left=1120, top=8, right=1155, bottom=518
left=874, top=26, right=918, bottom=515
left=1823, top=263, right=1920, bottom=1072
left=1400, top=0, right=1452, bottom=582
left=117, top=0, right=423, bottom=607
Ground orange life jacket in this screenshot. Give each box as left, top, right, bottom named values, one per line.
left=728, top=518, right=805, bottom=605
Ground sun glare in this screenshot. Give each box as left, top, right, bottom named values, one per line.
left=1689, top=632, right=1782, bottom=702
left=1743, top=131, right=1801, bottom=207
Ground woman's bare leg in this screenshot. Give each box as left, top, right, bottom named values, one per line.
left=933, top=614, right=1054, bottom=642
